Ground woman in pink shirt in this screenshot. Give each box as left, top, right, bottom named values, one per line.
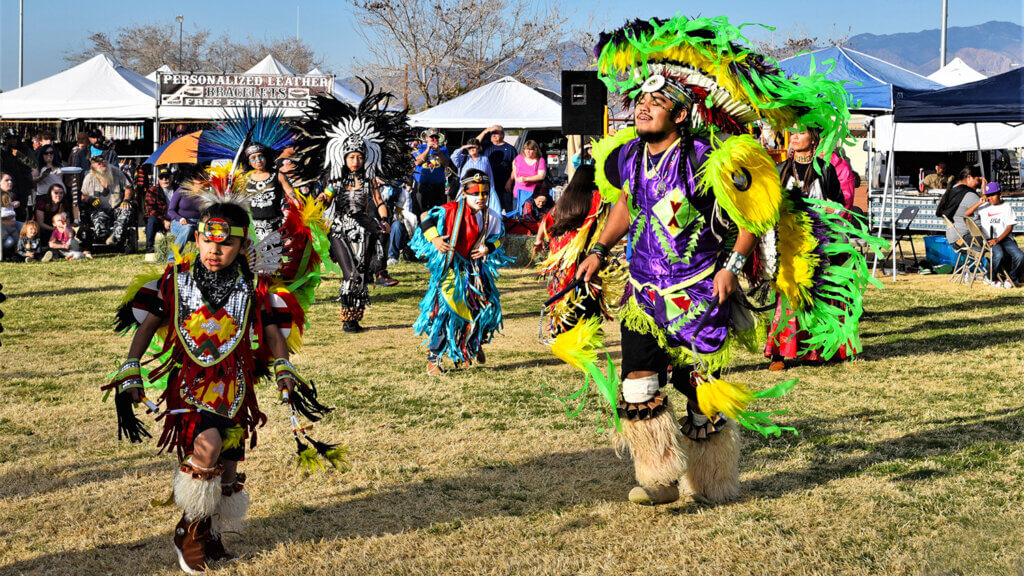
left=511, top=140, right=547, bottom=216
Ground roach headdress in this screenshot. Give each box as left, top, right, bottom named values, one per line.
left=594, top=15, right=853, bottom=155
left=291, top=80, right=415, bottom=186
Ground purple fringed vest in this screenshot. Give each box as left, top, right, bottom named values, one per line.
left=617, top=137, right=731, bottom=354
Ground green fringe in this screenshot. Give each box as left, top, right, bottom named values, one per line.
left=619, top=295, right=742, bottom=373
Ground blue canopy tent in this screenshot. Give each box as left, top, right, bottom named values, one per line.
left=872, top=68, right=1024, bottom=278
left=779, top=46, right=943, bottom=112
left=893, top=67, right=1024, bottom=124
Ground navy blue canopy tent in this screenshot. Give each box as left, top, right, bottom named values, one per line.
left=892, top=67, right=1024, bottom=124
left=779, top=46, right=944, bottom=112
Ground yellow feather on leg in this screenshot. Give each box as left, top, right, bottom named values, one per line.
left=696, top=377, right=754, bottom=422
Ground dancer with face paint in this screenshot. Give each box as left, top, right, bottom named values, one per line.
left=411, top=169, right=512, bottom=375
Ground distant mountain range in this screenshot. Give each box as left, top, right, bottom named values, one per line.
left=846, top=20, right=1023, bottom=76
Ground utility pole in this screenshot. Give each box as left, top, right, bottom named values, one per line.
left=404, top=64, right=409, bottom=109
left=176, top=15, right=184, bottom=70
left=940, top=0, right=948, bottom=67
left=19, top=0, right=24, bottom=87
left=296, top=6, right=300, bottom=40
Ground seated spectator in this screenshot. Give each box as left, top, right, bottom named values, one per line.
left=2, top=205, right=21, bottom=257
left=167, top=171, right=204, bottom=261
left=44, top=212, right=90, bottom=261
left=0, top=172, right=24, bottom=221
left=922, top=162, right=953, bottom=190
left=385, top=181, right=417, bottom=266
left=16, top=220, right=43, bottom=262
left=966, top=182, right=1022, bottom=287
left=520, top=192, right=552, bottom=222
left=32, top=145, right=64, bottom=208
left=144, top=168, right=174, bottom=252
left=35, top=184, right=72, bottom=244
left=81, top=155, right=133, bottom=250
left=936, top=166, right=984, bottom=247
left=511, top=140, right=547, bottom=216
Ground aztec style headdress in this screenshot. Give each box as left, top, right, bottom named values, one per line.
left=291, top=80, right=415, bottom=185
left=199, top=106, right=294, bottom=164
left=593, top=16, right=853, bottom=156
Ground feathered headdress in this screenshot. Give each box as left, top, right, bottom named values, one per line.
left=594, top=16, right=853, bottom=156
left=291, top=79, right=415, bottom=186
left=185, top=164, right=253, bottom=211
left=198, top=105, right=295, bottom=163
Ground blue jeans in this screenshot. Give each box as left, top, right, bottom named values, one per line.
left=990, top=238, right=1024, bottom=281
left=145, top=216, right=168, bottom=249
left=388, top=222, right=408, bottom=260
left=168, top=219, right=196, bottom=262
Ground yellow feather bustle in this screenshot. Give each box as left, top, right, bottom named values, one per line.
left=773, top=200, right=820, bottom=310
left=550, top=317, right=604, bottom=371
left=695, top=376, right=754, bottom=422
left=592, top=127, right=639, bottom=204
left=697, top=134, right=783, bottom=236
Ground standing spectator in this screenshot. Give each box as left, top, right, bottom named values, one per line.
left=1, top=130, right=35, bottom=220
left=81, top=155, right=133, bottom=250
left=43, top=212, right=89, bottom=261
left=830, top=149, right=856, bottom=210
left=87, top=127, right=119, bottom=166
left=167, top=170, right=203, bottom=261
left=35, top=184, right=74, bottom=244
left=570, top=143, right=595, bottom=170
left=31, top=131, right=55, bottom=164
left=67, top=132, right=92, bottom=172
left=16, top=220, right=43, bottom=261
left=144, top=168, right=174, bottom=252
left=32, top=145, right=64, bottom=211
left=412, top=129, right=452, bottom=217
left=511, top=140, right=547, bottom=216
left=477, top=125, right=517, bottom=212
left=451, top=138, right=502, bottom=215
left=965, top=182, right=1022, bottom=287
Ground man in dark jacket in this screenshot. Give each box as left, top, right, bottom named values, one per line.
left=144, top=168, right=175, bottom=252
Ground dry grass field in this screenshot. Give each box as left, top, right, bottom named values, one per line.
left=1, top=254, right=1023, bottom=575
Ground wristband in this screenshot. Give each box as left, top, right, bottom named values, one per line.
left=587, top=242, right=610, bottom=262
left=274, top=359, right=298, bottom=386
left=724, top=251, right=747, bottom=276
left=115, top=359, right=143, bottom=392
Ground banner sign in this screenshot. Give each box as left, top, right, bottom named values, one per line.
left=157, top=73, right=334, bottom=108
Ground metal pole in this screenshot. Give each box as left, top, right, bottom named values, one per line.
left=297, top=6, right=300, bottom=40
left=872, top=121, right=898, bottom=277
left=176, top=15, right=184, bottom=70
left=19, top=0, right=24, bottom=87
left=940, top=0, right=949, bottom=68
left=974, top=123, right=986, bottom=181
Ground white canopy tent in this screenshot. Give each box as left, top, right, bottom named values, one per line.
left=410, top=76, right=560, bottom=129
left=0, top=54, right=156, bottom=119
left=926, top=57, right=987, bottom=87
left=307, top=68, right=361, bottom=107
left=244, top=54, right=298, bottom=75
left=872, top=114, right=1024, bottom=151
left=145, top=64, right=173, bottom=82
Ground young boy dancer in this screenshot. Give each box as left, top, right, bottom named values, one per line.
left=411, top=169, right=512, bottom=375
left=104, top=173, right=331, bottom=573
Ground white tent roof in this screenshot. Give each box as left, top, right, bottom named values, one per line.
left=244, top=55, right=297, bottom=75
left=873, top=114, right=1024, bottom=152
left=146, top=64, right=173, bottom=82
left=927, top=57, right=987, bottom=87
left=306, top=68, right=362, bottom=107
left=0, top=54, right=156, bottom=119
left=410, top=76, right=560, bottom=129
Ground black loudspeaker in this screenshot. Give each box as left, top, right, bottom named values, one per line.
left=561, top=70, right=607, bottom=135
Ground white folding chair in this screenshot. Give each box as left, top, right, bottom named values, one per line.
left=962, top=217, right=1007, bottom=286
left=942, top=216, right=978, bottom=284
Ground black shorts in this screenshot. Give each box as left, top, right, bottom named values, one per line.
left=619, top=323, right=708, bottom=405
left=182, top=410, right=245, bottom=462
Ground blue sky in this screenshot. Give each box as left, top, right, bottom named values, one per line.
left=0, top=0, right=1020, bottom=91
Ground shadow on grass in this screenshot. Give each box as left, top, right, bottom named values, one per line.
left=859, top=312, right=1024, bottom=340
left=741, top=406, right=1024, bottom=501
left=11, top=284, right=123, bottom=299
left=0, top=454, right=168, bottom=500
left=861, top=295, right=1023, bottom=321
left=0, top=448, right=632, bottom=575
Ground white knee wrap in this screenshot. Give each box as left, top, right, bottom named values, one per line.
left=622, top=374, right=660, bottom=404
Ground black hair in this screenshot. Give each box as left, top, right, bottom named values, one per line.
left=199, top=201, right=251, bottom=231
left=549, top=165, right=596, bottom=237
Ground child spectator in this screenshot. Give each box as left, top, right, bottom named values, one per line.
left=35, top=184, right=73, bottom=244
left=44, top=212, right=90, bottom=261
left=966, top=182, right=1022, bottom=287
left=17, top=220, right=44, bottom=262
left=2, top=205, right=21, bottom=257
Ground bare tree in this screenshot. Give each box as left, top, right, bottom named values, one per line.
left=348, top=0, right=572, bottom=109
left=64, top=21, right=324, bottom=75
left=755, top=24, right=852, bottom=62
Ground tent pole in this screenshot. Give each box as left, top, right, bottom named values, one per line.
left=872, top=123, right=897, bottom=277
left=154, top=74, right=161, bottom=181
left=974, top=123, right=986, bottom=181
left=890, top=140, right=898, bottom=281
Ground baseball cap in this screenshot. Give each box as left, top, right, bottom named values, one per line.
left=983, top=182, right=1002, bottom=196
left=158, top=168, right=172, bottom=179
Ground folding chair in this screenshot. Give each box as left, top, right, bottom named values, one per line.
left=942, top=215, right=983, bottom=285
left=878, top=206, right=920, bottom=272
left=963, top=217, right=1008, bottom=286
